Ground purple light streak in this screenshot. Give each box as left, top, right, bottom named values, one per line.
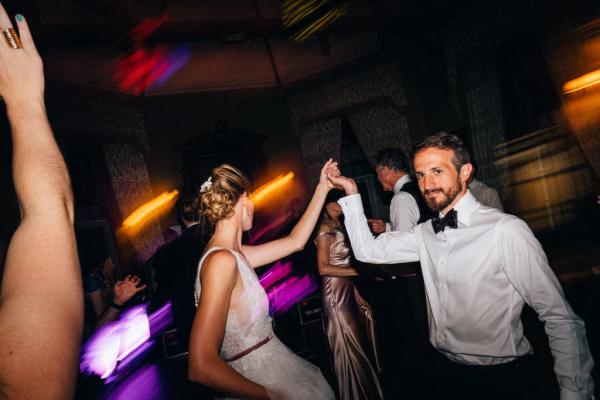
left=259, top=260, right=293, bottom=290
left=267, top=275, right=319, bottom=315
left=80, top=302, right=174, bottom=380
left=104, top=364, right=166, bottom=400
left=259, top=261, right=319, bottom=316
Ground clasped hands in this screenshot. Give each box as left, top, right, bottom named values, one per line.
left=318, top=158, right=358, bottom=195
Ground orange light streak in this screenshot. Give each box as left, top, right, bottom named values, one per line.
left=121, top=190, right=179, bottom=230
left=563, top=69, right=600, bottom=93
left=251, top=172, right=295, bottom=205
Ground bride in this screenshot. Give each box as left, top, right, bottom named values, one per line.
left=188, top=161, right=337, bottom=399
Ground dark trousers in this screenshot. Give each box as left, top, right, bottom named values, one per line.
left=371, top=273, right=434, bottom=399
left=433, top=352, right=536, bottom=400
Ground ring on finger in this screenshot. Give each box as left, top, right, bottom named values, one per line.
left=3, top=28, right=22, bottom=49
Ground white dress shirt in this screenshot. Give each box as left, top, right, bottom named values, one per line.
left=385, top=174, right=420, bottom=233
left=339, top=191, right=594, bottom=400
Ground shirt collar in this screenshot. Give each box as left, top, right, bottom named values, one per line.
left=439, top=190, right=479, bottom=226
left=393, top=174, right=412, bottom=193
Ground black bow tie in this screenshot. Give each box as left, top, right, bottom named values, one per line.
left=432, top=209, right=458, bottom=234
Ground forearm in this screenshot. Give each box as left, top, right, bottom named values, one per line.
left=0, top=222, right=82, bottom=399
left=287, top=184, right=329, bottom=250
left=9, top=101, right=74, bottom=222
left=339, top=194, right=419, bottom=264
left=0, top=101, right=82, bottom=399
left=189, top=355, right=269, bottom=399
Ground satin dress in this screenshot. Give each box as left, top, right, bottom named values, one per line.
left=317, top=230, right=384, bottom=400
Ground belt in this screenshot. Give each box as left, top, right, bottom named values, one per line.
left=224, top=336, right=272, bottom=362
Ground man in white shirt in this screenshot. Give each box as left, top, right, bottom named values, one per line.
left=329, top=132, right=594, bottom=399
left=368, top=148, right=423, bottom=234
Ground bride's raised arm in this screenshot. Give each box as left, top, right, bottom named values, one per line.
left=242, top=159, right=338, bottom=268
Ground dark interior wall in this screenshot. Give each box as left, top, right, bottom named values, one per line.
left=43, top=81, right=305, bottom=263
left=0, top=104, right=18, bottom=252
left=440, top=0, right=600, bottom=188
left=141, top=89, right=301, bottom=196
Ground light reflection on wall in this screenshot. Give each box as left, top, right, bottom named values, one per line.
left=251, top=172, right=295, bottom=207
left=119, top=190, right=179, bottom=237
left=496, top=126, right=597, bottom=232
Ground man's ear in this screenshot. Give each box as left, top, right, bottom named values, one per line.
left=459, top=163, right=473, bottom=183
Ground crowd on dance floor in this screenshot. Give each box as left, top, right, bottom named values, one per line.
left=0, top=5, right=598, bottom=400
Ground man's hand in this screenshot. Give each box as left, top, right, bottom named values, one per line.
left=327, top=174, right=358, bottom=195
left=113, top=275, right=146, bottom=306
left=367, top=218, right=386, bottom=234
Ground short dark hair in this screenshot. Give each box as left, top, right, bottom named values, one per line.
left=177, top=197, right=200, bottom=223
left=375, top=147, right=411, bottom=173
left=413, top=131, right=471, bottom=171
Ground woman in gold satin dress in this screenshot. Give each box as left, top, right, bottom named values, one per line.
left=315, top=201, right=384, bottom=400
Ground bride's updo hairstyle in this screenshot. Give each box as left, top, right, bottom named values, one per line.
left=199, top=164, right=251, bottom=225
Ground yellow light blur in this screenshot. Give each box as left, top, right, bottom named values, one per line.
left=251, top=172, right=295, bottom=205
left=121, top=190, right=180, bottom=230
left=562, top=68, right=600, bottom=93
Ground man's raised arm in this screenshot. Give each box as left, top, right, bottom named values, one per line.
left=328, top=174, right=420, bottom=264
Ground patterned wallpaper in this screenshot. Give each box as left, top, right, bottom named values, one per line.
left=442, top=0, right=600, bottom=191
left=46, top=85, right=164, bottom=266
left=461, top=49, right=506, bottom=192
left=299, top=119, right=342, bottom=189
left=348, top=105, right=411, bottom=166
left=289, top=62, right=412, bottom=188
left=103, top=144, right=165, bottom=264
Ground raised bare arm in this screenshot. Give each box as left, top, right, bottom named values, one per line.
left=242, top=159, right=339, bottom=268
left=0, top=7, right=83, bottom=399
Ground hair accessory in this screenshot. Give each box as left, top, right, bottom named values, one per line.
left=200, top=177, right=213, bottom=193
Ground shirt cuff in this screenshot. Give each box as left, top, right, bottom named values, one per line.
left=385, top=222, right=391, bottom=232
left=560, top=388, right=593, bottom=400
left=338, top=193, right=363, bottom=215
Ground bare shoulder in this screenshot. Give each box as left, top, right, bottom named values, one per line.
left=318, top=223, right=333, bottom=234
left=201, top=250, right=238, bottom=279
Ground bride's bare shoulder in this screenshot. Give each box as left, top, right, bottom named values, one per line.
left=201, top=250, right=238, bottom=279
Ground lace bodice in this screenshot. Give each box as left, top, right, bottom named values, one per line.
left=194, top=247, right=273, bottom=360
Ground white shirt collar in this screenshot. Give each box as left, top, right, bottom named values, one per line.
left=439, top=190, right=479, bottom=226
left=393, top=174, right=412, bottom=194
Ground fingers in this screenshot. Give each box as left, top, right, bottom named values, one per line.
left=0, top=4, right=13, bottom=52
left=15, top=14, right=36, bottom=53
left=135, top=284, right=147, bottom=293
left=0, top=3, right=13, bottom=30
left=121, top=275, right=143, bottom=286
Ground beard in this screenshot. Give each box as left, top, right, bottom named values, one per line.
left=423, top=175, right=462, bottom=212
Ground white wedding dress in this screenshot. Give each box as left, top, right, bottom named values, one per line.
left=194, top=247, right=335, bottom=400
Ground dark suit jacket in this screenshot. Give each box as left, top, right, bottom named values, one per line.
left=153, top=224, right=208, bottom=346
